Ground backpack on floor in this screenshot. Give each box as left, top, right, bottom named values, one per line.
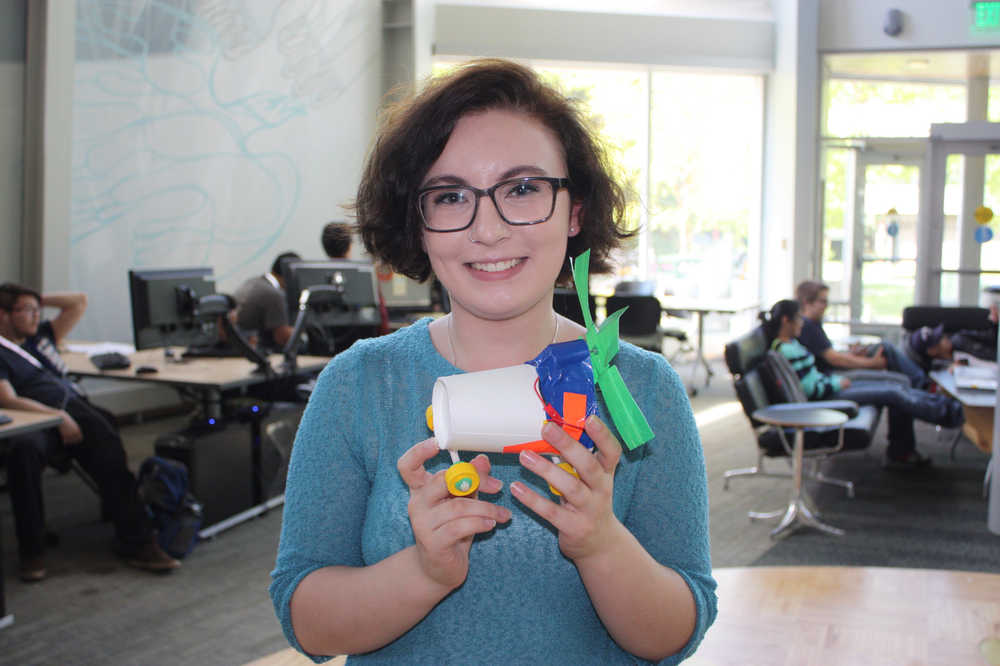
left=137, top=456, right=203, bottom=558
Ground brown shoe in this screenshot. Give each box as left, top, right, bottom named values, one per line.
left=125, top=540, right=181, bottom=573
left=19, top=555, right=47, bottom=582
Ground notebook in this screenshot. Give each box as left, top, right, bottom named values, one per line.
left=953, top=363, right=999, bottom=391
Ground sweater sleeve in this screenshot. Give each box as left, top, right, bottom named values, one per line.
left=269, top=352, right=370, bottom=663
left=776, top=339, right=841, bottom=400
left=616, top=348, right=717, bottom=663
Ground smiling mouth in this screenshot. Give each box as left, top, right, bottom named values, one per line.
left=468, top=258, right=524, bottom=272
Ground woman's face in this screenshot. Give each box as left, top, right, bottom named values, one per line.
left=782, top=312, right=803, bottom=338
left=420, top=109, right=580, bottom=323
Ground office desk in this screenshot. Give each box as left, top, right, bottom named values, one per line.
left=0, top=410, right=63, bottom=631
left=64, top=347, right=329, bottom=536
left=930, top=368, right=993, bottom=455
left=661, top=301, right=759, bottom=394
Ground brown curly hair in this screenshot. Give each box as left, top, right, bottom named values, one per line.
left=352, top=59, right=633, bottom=285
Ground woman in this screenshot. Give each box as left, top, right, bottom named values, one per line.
left=763, top=299, right=963, bottom=466
left=270, top=60, right=716, bottom=664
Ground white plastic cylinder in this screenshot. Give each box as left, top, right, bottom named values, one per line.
left=432, top=364, right=546, bottom=453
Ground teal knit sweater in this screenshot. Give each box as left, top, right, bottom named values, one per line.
left=270, top=318, right=717, bottom=664
left=773, top=337, right=845, bottom=399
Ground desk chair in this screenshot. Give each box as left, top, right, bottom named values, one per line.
left=723, top=327, right=879, bottom=510
left=604, top=295, right=693, bottom=359
left=552, top=288, right=596, bottom=327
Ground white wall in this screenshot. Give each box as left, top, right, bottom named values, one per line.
left=58, top=0, right=383, bottom=343
left=819, top=0, right=1000, bottom=51
left=760, top=0, right=820, bottom=308
left=0, top=1, right=26, bottom=283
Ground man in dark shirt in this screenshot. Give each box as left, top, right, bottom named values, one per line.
left=233, top=251, right=300, bottom=352
left=795, top=280, right=928, bottom=388
left=0, top=283, right=180, bottom=581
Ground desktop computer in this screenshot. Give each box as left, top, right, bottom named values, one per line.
left=153, top=401, right=303, bottom=527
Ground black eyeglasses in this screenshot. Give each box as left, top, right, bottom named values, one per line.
left=417, top=176, right=571, bottom=232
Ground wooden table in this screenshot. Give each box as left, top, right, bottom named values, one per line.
left=752, top=405, right=849, bottom=538
left=930, top=368, right=994, bottom=455
left=687, top=566, right=1000, bottom=666
left=244, top=567, right=1000, bottom=666
left=0, top=410, right=63, bottom=631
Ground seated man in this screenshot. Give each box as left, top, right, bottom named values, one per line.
left=764, top=299, right=964, bottom=468
left=910, top=323, right=998, bottom=365
left=233, top=251, right=301, bottom=352
left=0, top=283, right=179, bottom=581
left=321, top=221, right=353, bottom=259
left=796, top=280, right=928, bottom=388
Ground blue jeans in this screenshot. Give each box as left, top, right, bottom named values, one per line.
left=837, top=379, right=962, bottom=458
left=880, top=341, right=928, bottom=388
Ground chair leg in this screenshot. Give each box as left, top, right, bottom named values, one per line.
left=947, top=428, right=964, bottom=460
left=812, top=470, right=855, bottom=499
left=722, top=452, right=792, bottom=490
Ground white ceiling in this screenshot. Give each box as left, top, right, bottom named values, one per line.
left=824, top=49, right=1000, bottom=84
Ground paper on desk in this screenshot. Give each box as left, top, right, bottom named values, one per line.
left=953, top=352, right=999, bottom=391
left=66, top=342, right=136, bottom=356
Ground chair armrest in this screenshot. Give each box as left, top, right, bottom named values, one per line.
left=842, top=369, right=909, bottom=387
left=757, top=400, right=859, bottom=420
left=806, top=399, right=860, bottom=419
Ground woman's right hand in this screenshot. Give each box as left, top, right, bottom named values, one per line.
left=397, top=439, right=511, bottom=591
left=58, top=410, right=83, bottom=445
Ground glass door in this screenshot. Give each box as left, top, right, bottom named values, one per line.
left=821, top=139, right=924, bottom=332
left=916, top=123, right=1000, bottom=306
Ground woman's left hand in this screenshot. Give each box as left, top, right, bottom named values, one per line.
left=511, top=415, right=622, bottom=561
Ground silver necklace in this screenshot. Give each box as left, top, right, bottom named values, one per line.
left=447, top=312, right=559, bottom=368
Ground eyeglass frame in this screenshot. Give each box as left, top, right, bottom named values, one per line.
left=416, top=176, right=572, bottom=232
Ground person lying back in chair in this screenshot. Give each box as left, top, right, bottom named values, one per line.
left=761, top=299, right=963, bottom=469
left=0, top=283, right=180, bottom=582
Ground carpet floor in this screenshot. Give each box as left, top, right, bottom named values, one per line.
left=1, top=356, right=997, bottom=664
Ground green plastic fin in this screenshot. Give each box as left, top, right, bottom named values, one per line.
left=571, top=250, right=596, bottom=331
left=569, top=250, right=654, bottom=451
left=599, top=366, right=655, bottom=450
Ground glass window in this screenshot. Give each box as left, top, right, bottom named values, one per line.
left=433, top=59, right=764, bottom=305
left=824, top=79, right=966, bottom=139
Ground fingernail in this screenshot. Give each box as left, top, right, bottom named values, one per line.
left=484, top=519, right=496, bottom=530
left=498, top=508, right=512, bottom=522
left=510, top=482, right=526, bottom=497
left=586, top=415, right=603, bottom=432
left=520, top=450, right=540, bottom=465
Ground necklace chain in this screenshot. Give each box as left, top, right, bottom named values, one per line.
left=447, top=312, right=559, bottom=368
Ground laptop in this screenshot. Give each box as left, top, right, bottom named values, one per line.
left=953, top=363, right=999, bottom=391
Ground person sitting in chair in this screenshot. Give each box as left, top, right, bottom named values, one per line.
left=796, top=280, right=929, bottom=389
left=0, top=283, right=180, bottom=581
left=762, top=299, right=963, bottom=468
left=233, top=251, right=301, bottom=352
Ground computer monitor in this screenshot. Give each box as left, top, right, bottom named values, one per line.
left=379, top=272, right=434, bottom=313
left=128, top=267, right=219, bottom=350
left=282, top=260, right=380, bottom=329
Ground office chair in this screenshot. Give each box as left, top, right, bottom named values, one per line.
left=603, top=294, right=693, bottom=358
left=722, top=327, right=880, bottom=509
left=552, top=287, right=597, bottom=327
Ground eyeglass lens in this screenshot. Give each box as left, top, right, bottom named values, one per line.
left=420, top=178, right=557, bottom=231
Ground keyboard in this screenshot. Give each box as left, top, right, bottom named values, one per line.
left=90, top=351, right=131, bottom=370
left=181, top=344, right=248, bottom=359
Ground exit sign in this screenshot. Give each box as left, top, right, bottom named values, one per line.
left=974, top=1, right=1000, bottom=29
